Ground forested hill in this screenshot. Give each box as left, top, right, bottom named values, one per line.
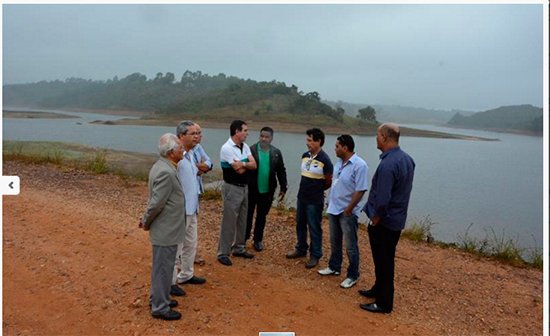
left=324, top=100, right=475, bottom=125
left=447, top=104, right=543, bottom=134
left=3, top=71, right=368, bottom=129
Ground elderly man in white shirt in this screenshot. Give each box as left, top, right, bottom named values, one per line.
left=174, top=121, right=207, bottom=286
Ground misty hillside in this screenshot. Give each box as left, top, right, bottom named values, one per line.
left=3, top=71, right=376, bottom=129
left=323, top=100, right=474, bottom=125
left=447, top=105, right=543, bottom=133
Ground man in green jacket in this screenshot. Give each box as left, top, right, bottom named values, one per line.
left=246, top=126, right=288, bottom=252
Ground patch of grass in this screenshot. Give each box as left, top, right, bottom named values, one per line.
left=3, top=142, right=66, bottom=166
left=47, top=148, right=65, bottom=165
left=457, top=223, right=488, bottom=254
left=13, top=142, right=25, bottom=155
left=402, top=215, right=435, bottom=243
left=112, top=168, right=149, bottom=182
left=86, top=149, right=109, bottom=174
left=201, top=182, right=223, bottom=201
left=400, top=218, right=542, bottom=269
left=455, top=223, right=540, bottom=268
left=525, top=235, right=543, bottom=270
left=527, top=247, right=543, bottom=270
left=274, top=190, right=295, bottom=216
left=487, top=227, right=523, bottom=265
left=3, top=140, right=151, bottom=179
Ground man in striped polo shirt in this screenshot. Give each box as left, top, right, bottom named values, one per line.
left=286, top=128, right=333, bottom=269
left=217, top=120, right=257, bottom=266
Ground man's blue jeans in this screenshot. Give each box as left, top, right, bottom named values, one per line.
left=295, top=200, right=323, bottom=259
left=328, top=213, right=360, bottom=280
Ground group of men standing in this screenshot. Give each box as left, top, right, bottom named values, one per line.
left=140, top=119, right=414, bottom=321
left=139, top=119, right=288, bottom=320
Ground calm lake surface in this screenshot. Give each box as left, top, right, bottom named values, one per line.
left=3, top=109, right=544, bottom=253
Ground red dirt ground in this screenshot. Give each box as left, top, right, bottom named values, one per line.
left=2, top=161, right=543, bottom=335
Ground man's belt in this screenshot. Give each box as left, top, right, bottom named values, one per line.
left=227, top=182, right=247, bottom=187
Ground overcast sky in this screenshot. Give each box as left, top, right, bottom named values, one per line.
left=2, top=4, right=545, bottom=111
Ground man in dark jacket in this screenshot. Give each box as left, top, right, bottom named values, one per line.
left=246, top=126, right=288, bottom=252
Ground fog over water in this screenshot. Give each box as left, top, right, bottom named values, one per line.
left=2, top=4, right=544, bottom=111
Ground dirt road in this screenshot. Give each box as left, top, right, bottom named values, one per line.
left=2, top=161, right=542, bottom=335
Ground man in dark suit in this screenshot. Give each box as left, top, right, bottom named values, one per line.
left=246, top=126, right=288, bottom=252
left=140, top=133, right=186, bottom=321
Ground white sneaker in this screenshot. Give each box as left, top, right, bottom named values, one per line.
left=318, top=267, right=341, bottom=276
left=340, top=277, right=359, bottom=288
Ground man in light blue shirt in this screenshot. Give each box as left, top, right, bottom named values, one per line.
left=318, top=135, right=368, bottom=289
left=174, top=121, right=207, bottom=287
left=191, top=123, right=213, bottom=194
left=190, top=123, right=213, bottom=266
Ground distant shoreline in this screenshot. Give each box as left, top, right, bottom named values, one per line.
left=3, top=107, right=499, bottom=141
left=3, top=110, right=80, bottom=119
left=444, top=123, right=543, bottom=137
left=89, top=117, right=498, bottom=141
left=92, top=113, right=500, bottom=141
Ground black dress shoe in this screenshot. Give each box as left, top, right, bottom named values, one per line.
left=170, top=285, right=186, bottom=297
left=181, top=275, right=206, bottom=285
left=217, top=255, right=233, bottom=266
left=358, top=289, right=376, bottom=298
left=305, top=257, right=319, bottom=269
left=286, top=249, right=307, bottom=259
left=232, top=250, right=254, bottom=259
left=359, top=302, right=391, bottom=314
left=151, top=309, right=182, bottom=320
left=150, top=300, right=178, bottom=308
left=253, top=241, right=264, bottom=252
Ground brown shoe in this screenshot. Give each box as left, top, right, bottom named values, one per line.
left=286, top=249, right=307, bottom=259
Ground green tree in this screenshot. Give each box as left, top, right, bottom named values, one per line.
left=336, top=106, right=345, bottom=121
left=357, top=105, right=377, bottom=122
left=305, top=91, right=320, bottom=102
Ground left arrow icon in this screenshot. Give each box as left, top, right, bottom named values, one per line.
left=2, top=176, right=20, bottom=195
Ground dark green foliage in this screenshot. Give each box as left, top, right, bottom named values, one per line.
left=447, top=105, right=543, bottom=133
left=357, top=105, right=377, bottom=122
left=4, top=71, right=345, bottom=123
left=162, top=78, right=294, bottom=114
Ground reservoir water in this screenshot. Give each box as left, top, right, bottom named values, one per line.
left=2, top=109, right=544, bottom=253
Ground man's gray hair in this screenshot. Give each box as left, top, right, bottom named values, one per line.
left=158, top=133, right=180, bottom=157
left=176, top=120, right=195, bottom=137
